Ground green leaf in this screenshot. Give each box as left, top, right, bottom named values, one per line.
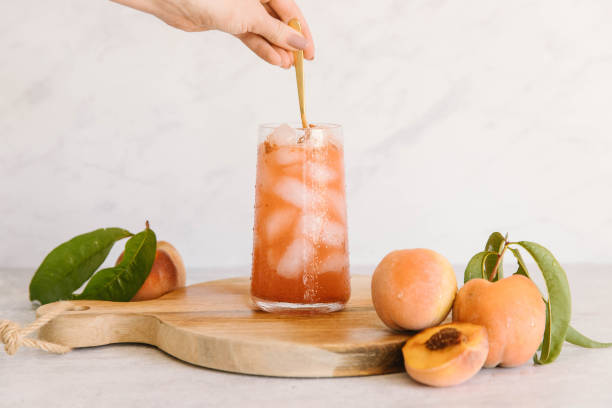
left=464, top=251, right=498, bottom=283
left=518, top=241, right=571, bottom=364
left=29, top=228, right=133, bottom=305
left=533, top=300, right=551, bottom=362
left=566, top=325, right=612, bottom=348
left=484, top=232, right=506, bottom=282
left=76, top=226, right=156, bottom=302
left=508, top=248, right=607, bottom=350
left=508, top=247, right=530, bottom=278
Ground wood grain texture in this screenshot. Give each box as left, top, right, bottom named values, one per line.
left=36, top=275, right=411, bottom=377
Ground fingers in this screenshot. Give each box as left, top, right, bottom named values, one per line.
left=272, top=44, right=293, bottom=68
left=262, top=2, right=281, bottom=20
left=249, top=10, right=309, bottom=54
left=236, top=33, right=292, bottom=68
left=266, top=0, right=315, bottom=60
left=262, top=2, right=296, bottom=66
left=288, top=48, right=295, bottom=65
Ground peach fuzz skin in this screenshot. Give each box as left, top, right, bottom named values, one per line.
left=371, top=249, right=457, bottom=331
left=116, top=241, right=186, bottom=301
left=453, top=275, right=546, bottom=367
left=402, top=323, right=489, bottom=387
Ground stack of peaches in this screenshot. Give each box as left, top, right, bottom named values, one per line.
left=371, top=249, right=544, bottom=387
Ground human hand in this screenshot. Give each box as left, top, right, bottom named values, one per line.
left=112, top=0, right=314, bottom=68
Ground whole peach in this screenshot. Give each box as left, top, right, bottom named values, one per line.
left=452, top=274, right=546, bottom=367
left=371, top=249, right=457, bottom=331
left=116, top=241, right=186, bottom=301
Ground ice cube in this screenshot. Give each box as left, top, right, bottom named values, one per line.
left=268, top=123, right=297, bottom=146
left=265, top=208, right=297, bottom=241
left=309, top=163, right=337, bottom=184
left=296, top=213, right=324, bottom=242
left=295, top=214, right=345, bottom=247
left=304, top=127, right=342, bottom=149
left=272, top=148, right=303, bottom=166
left=276, top=239, right=315, bottom=279
left=319, top=252, right=348, bottom=274
left=326, top=190, right=347, bottom=223
left=274, top=178, right=312, bottom=209
left=305, top=127, right=328, bottom=148
left=320, top=221, right=346, bottom=247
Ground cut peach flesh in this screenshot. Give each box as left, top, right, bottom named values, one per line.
left=402, top=322, right=488, bottom=387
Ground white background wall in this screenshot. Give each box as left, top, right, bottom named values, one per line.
left=2, top=1, right=611, bottom=270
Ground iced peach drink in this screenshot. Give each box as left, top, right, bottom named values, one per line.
left=251, top=123, right=350, bottom=313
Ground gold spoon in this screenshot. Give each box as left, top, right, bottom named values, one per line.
left=288, top=18, right=308, bottom=129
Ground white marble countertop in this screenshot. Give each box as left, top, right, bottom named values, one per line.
left=2, top=265, right=612, bottom=407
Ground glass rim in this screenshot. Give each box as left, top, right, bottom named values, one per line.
left=259, top=122, right=342, bottom=131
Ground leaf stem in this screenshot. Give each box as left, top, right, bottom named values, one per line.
left=488, top=241, right=509, bottom=281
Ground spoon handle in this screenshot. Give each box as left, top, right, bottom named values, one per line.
left=288, top=18, right=308, bottom=129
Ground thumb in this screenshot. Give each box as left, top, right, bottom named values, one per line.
left=250, top=12, right=308, bottom=52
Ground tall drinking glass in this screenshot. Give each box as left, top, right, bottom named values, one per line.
left=251, top=123, right=350, bottom=313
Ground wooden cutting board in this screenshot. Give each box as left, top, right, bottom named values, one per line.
left=37, top=275, right=411, bottom=377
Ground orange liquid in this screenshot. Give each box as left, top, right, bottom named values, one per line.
left=251, top=132, right=350, bottom=305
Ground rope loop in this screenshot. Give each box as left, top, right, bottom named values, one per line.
left=0, top=301, right=73, bottom=355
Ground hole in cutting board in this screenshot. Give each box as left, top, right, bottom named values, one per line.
left=68, top=305, right=90, bottom=311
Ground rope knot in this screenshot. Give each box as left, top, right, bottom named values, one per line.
left=0, top=301, right=73, bottom=355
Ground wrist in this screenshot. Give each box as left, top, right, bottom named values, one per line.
left=111, top=0, right=207, bottom=32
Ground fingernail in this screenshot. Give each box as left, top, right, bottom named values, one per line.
left=288, top=34, right=308, bottom=50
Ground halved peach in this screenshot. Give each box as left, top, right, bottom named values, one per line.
left=402, top=322, right=488, bottom=387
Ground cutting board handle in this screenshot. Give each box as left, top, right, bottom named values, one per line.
left=36, top=300, right=161, bottom=349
